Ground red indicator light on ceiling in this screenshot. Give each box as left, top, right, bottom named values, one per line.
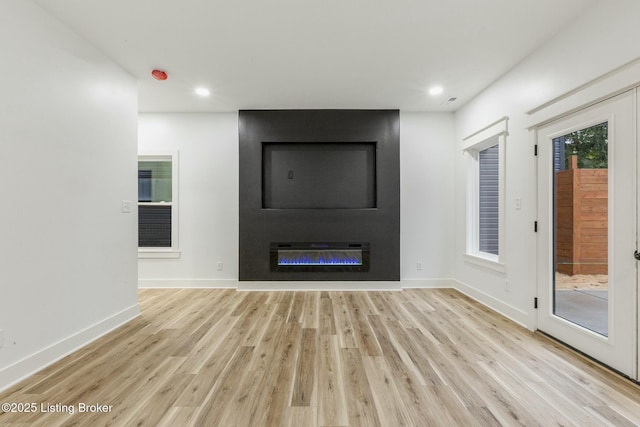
left=151, top=69, right=168, bottom=80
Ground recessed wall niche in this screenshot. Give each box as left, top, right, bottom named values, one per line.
left=239, top=110, right=400, bottom=281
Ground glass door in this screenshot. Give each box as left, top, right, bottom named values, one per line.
left=552, top=121, right=609, bottom=336
left=537, top=90, right=637, bottom=379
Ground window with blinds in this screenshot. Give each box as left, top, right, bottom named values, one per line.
left=138, top=158, right=174, bottom=248
left=478, top=145, right=499, bottom=255
left=462, top=117, right=507, bottom=270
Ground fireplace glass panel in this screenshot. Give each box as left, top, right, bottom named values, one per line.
left=277, top=249, right=363, bottom=266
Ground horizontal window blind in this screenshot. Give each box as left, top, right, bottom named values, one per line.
left=138, top=205, right=172, bottom=248
left=479, top=145, right=499, bottom=255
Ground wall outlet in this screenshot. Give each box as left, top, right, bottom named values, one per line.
left=0, top=330, right=4, bottom=348
left=217, top=262, right=223, bottom=271
left=122, top=200, right=132, bottom=213
left=505, top=280, right=510, bottom=292
left=416, top=262, right=423, bottom=271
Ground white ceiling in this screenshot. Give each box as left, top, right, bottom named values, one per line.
left=33, top=0, right=597, bottom=113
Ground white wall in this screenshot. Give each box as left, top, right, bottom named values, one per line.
left=0, top=1, right=139, bottom=390
left=400, top=113, right=455, bottom=285
left=138, top=113, right=239, bottom=287
left=453, top=0, right=640, bottom=328
left=139, top=112, right=456, bottom=286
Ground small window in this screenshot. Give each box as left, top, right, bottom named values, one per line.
left=462, top=118, right=507, bottom=272
left=138, top=151, right=179, bottom=258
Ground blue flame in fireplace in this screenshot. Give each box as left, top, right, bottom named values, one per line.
left=278, top=255, right=362, bottom=266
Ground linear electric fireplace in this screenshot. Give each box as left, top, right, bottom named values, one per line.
left=270, top=242, right=370, bottom=272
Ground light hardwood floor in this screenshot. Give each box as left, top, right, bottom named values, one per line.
left=1, top=288, right=639, bottom=426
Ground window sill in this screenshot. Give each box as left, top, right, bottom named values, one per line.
left=138, top=250, right=181, bottom=259
left=463, top=253, right=506, bottom=274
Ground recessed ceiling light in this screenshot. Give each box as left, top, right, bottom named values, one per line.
left=194, top=87, right=211, bottom=97
left=428, top=86, right=444, bottom=96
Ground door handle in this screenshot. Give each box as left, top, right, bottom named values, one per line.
left=635, top=250, right=640, bottom=261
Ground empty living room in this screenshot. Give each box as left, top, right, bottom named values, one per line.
left=1, top=0, right=640, bottom=425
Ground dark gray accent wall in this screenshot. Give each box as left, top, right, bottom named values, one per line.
left=239, top=110, right=400, bottom=281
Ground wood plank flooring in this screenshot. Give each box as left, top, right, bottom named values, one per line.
left=1, top=288, right=639, bottom=426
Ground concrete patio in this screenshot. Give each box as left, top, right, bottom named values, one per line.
left=555, top=289, right=608, bottom=336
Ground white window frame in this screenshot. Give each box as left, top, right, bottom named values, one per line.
left=138, top=150, right=180, bottom=259
left=462, top=117, right=507, bottom=273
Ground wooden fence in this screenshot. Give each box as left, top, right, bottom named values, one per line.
left=555, top=156, right=608, bottom=275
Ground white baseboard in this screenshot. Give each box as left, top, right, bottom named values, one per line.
left=454, top=279, right=531, bottom=329
left=401, top=278, right=456, bottom=289
left=238, top=281, right=403, bottom=291
left=138, top=279, right=237, bottom=288
left=0, top=303, right=140, bottom=393
left=141, top=278, right=459, bottom=291
left=140, top=278, right=459, bottom=291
